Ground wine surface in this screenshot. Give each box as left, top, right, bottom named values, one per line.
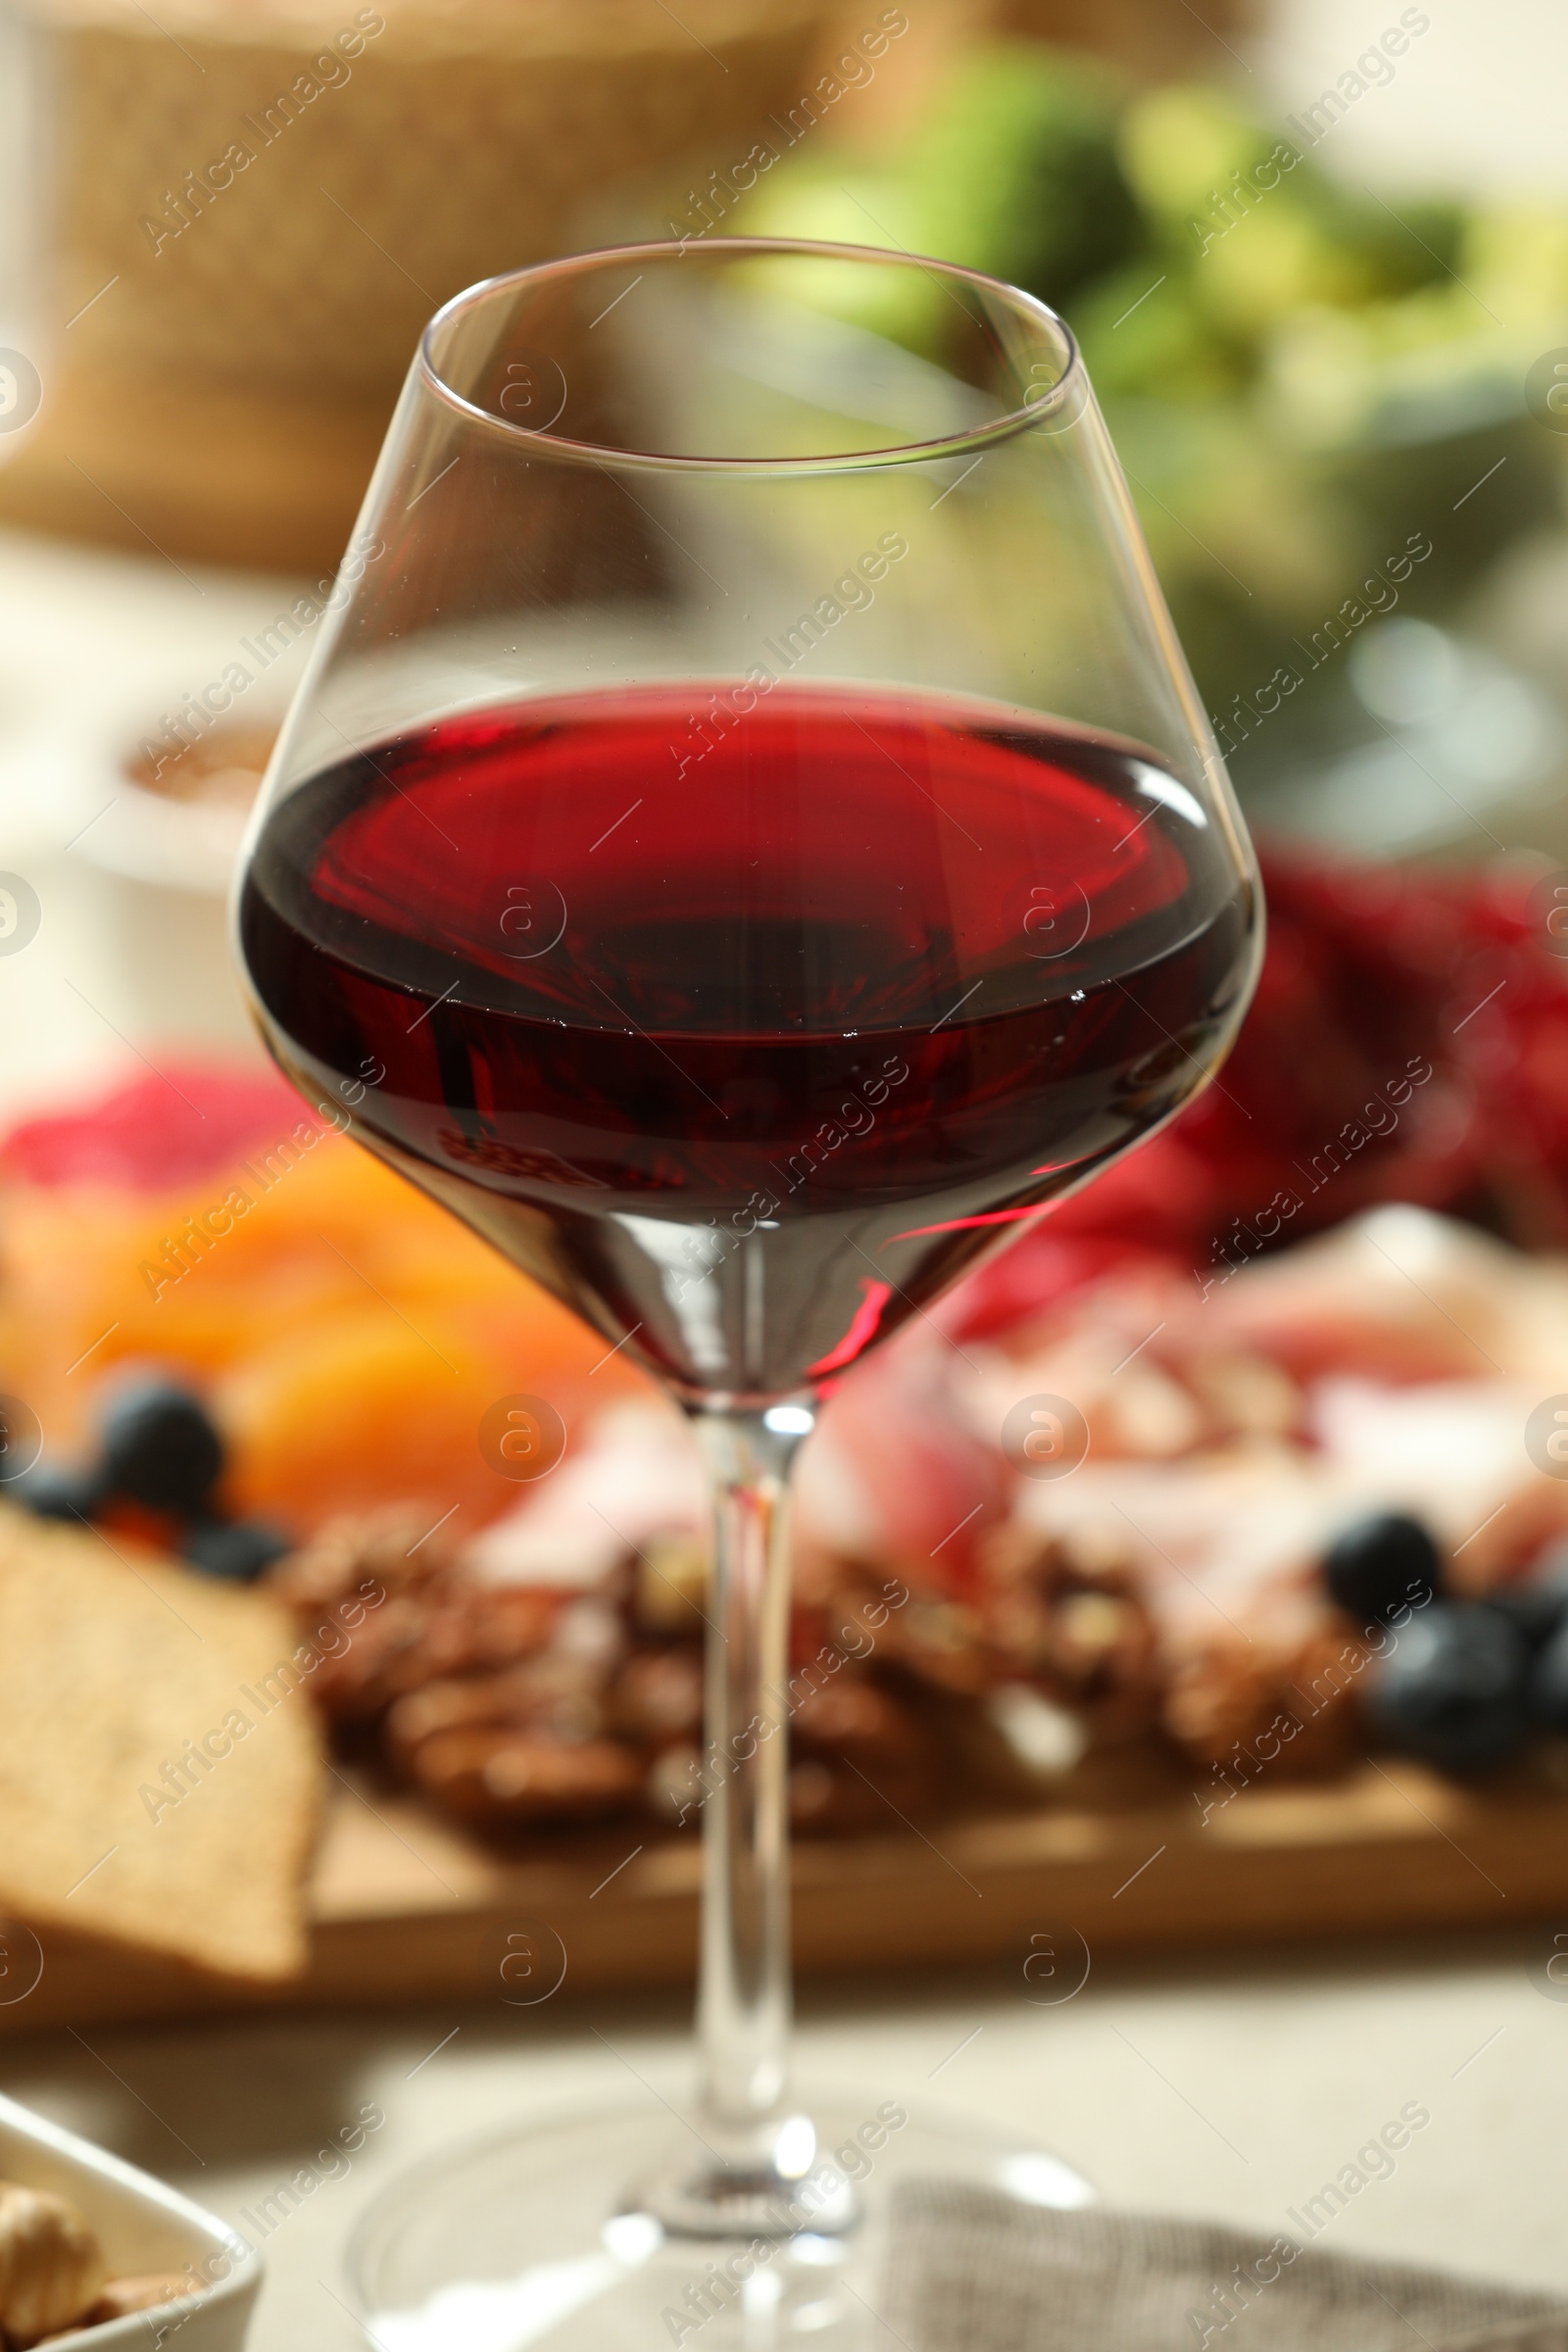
left=239, top=684, right=1255, bottom=1399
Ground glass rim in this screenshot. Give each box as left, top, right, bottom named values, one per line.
left=416, top=236, right=1084, bottom=474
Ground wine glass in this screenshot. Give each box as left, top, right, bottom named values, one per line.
left=233, top=238, right=1260, bottom=2348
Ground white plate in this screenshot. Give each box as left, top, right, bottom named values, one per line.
left=0, top=2088, right=261, bottom=2350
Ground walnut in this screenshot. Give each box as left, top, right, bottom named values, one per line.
left=980, top=1527, right=1158, bottom=1740
left=0, top=2180, right=107, bottom=2345
left=822, top=1563, right=989, bottom=1696
left=385, top=1654, right=609, bottom=1771
left=267, top=1505, right=458, bottom=1611
left=400, top=1589, right=565, bottom=1685
left=80, top=2275, right=191, bottom=2325
left=611, top=1647, right=704, bottom=1747
left=631, top=1537, right=710, bottom=1636
left=301, top=1592, right=434, bottom=1727
left=305, top=1584, right=564, bottom=1728
left=788, top=1672, right=937, bottom=1833
left=647, top=1740, right=704, bottom=1826
left=1163, top=1627, right=1369, bottom=1778
left=405, top=1728, right=644, bottom=1828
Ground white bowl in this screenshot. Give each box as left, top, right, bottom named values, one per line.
left=81, top=772, right=252, bottom=897
left=0, top=2088, right=261, bottom=2350
left=63, top=720, right=273, bottom=1052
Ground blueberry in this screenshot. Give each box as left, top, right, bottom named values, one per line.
left=1364, top=1602, right=1529, bottom=1771
left=1528, top=1616, right=1568, bottom=1734
left=99, top=1381, right=223, bottom=1515
left=180, top=1520, right=289, bottom=1582
left=1322, top=1512, right=1443, bottom=1628
left=12, top=1462, right=107, bottom=1523
left=1483, top=1566, right=1568, bottom=1651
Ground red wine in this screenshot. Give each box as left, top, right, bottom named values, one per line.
left=239, top=685, right=1255, bottom=1400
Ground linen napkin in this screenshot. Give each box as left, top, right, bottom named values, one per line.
left=879, top=2184, right=1568, bottom=2352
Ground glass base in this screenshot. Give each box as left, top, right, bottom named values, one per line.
left=349, top=2090, right=1093, bottom=2349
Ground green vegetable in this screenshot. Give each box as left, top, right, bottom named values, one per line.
left=735, top=43, right=1143, bottom=347
left=723, top=35, right=1568, bottom=748
left=906, top=45, right=1142, bottom=309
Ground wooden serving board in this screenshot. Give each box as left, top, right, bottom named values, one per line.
left=8, top=1750, right=1568, bottom=2034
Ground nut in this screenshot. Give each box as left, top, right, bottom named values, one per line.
left=789, top=1672, right=937, bottom=1832
left=385, top=1655, right=608, bottom=1771
left=633, top=1536, right=710, bottom=1634
left=981, top=1528, right=1158, bottom=1740
left=611, top=1647, right=704, bottom=1747
left=646, top=1740, right=703, bottom=1825
left=406, top=1728, right=644, bottom=1828
left=306, top=1585, right=564, bottom=1727
left=267, top=1506, right=457, bottom=1610
left=1163, top=1627, right=1368, bottom=1776
left=84, top=2275, right=192, bottom=2324
left=0, top=2180, right=107, bottom=2344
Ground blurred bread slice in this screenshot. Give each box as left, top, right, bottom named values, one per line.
left=0, top=1504, right=321, bottom=1980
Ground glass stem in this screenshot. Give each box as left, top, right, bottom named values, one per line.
left=690, top=1407, right=807, bottom=2143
